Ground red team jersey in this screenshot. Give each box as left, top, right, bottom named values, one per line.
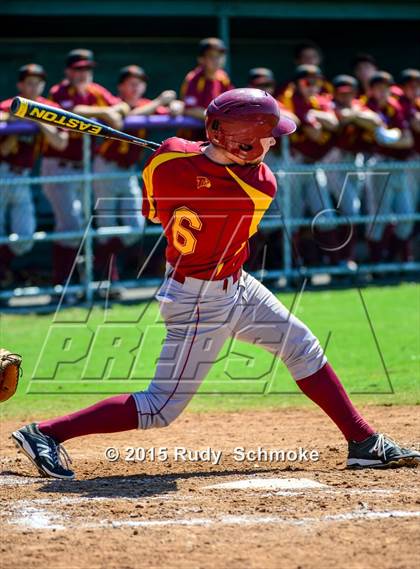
left=276, top=78, right=333, bottom=100
left=365, top=96, right=412, bottom=159
left=179, top=67, right=233, bottom=140
left=180, top=67, right=233, bottom=109
left=44, top=80, right=119, bottom=161
left=333, top=99, right=374, bottom=154
left=0, top=95, right=58, bottom=169
left=142, top=137, right=276, bottom=280
left=398, top=94, right=420, bottom=154
left=96, top=98, right=168, bottom=168
left=281, top=91, right=335, bottom=160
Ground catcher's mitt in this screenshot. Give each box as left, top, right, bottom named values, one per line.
left=0, top=349, right=22, bottom=402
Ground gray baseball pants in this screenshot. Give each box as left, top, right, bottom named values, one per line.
left=132, top=266, right=327, bottom=429
left=0, top=163, right=35, bottom=255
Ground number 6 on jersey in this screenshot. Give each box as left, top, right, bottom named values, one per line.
left=172, top=207, right=203, bottom=255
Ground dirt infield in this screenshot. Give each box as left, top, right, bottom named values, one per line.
left=1, top=406, right=419, bottom=569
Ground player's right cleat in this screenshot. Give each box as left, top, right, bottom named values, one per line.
left=11, top=423, right=75, bottom=480
left=347, top=433, right=420, bottom=469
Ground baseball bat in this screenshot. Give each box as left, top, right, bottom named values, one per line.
left=11, top=96, right=160, bottom=151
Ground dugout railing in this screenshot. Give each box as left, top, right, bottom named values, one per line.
left=0, top=117, right=419, bottom=304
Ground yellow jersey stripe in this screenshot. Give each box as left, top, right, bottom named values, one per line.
left=234, top=240, right=247, bottom=256
left=142, top=151, right=199, bottom=219
left=225, top=167, right=272, bottom=237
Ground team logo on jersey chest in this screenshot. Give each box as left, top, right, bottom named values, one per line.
left=196, top=176, right=212, bottom=189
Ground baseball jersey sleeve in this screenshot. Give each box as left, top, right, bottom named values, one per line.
left=180, top=72, right=199, bottom=108
left=90, top=84, right=121, bottom=106
left=0, top=98, right=12, bottom=113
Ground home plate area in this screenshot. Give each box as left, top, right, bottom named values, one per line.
left=1, top=409, right=419, bottom=569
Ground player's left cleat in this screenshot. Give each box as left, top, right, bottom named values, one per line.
left=11, top=423, right=75, bottom=479
left=347, top=433, right=420, bottom=469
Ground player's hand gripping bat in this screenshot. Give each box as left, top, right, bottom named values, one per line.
left=11, top=96, right=160, bottom=152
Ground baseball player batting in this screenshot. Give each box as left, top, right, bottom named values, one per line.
left=12, top=88, right=420, bottom=479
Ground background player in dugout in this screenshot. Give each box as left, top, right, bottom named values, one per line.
left=363, top=71, right=415, bottom=263
left=11, top=88, right=420, bottom=480
left=394, top=69, right=420, bottom=216
left=280, top=64, right=341, bottom=266
left=179, top=37, right=233, bottom=140
left=246, top=67, right=301, bottom=270
left=41, top=49, right=130, bottom=300
left=93, top=64, right=183, bottom=293
left=325, top=74, right=383, bottom=267
left=276, top=41, right=333, bottom=99
left=0, top=64, right=68, bottom=287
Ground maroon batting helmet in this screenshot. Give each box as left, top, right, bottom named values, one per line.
left=205, top=88, right=296, bottom=161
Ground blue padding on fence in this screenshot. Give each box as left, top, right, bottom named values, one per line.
left=0, top=115, right=204, bottom=136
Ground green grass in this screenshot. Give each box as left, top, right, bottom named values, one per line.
left=1, top=283, right=419, bottom=420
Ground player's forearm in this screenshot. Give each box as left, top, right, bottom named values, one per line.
left=183, top=107, right=206, bottom=120
left=352, top=110, right=383, bottom=130
left=39, top=124, right=69, bottom=151
left=72, top=105, right=109, bottom=118
left=310, top=111, right=339, bottom=131
left=72, top=104, right=128, bottom=119
left=129, top=100, right=162, bottom=116
left=384, top=129, right=414, bottom=149
left=112, top=102, right=130, bottom=117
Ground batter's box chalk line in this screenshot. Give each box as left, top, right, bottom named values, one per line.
left=204, top=477, right=327, bottom=490
left=0, top=475, right=45, bottom=486
left=8, top=502, right=420, bottom=531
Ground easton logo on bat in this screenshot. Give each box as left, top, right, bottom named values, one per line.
left=28, top=107, right=103, bottom=135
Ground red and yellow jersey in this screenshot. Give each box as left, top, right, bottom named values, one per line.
left=0, top=95, right=58, bottom=169
left=179, top=66, right=234, bottom=141
left=96, top=97, right=168, bottom=168
left=281, top=91, right=335, bottom=160
left=333, top=99, right=375, bottom=154
left=180, top=66, right=233, bottom=109
left=396, top=94, right=420, bottom=154
left=365, top=95, right=412, bottom=159
left=142, top=137, right=276, bottom=280
left=44, top=80, right=119, bottom=161
left=276, top=78, right=333, bottom=100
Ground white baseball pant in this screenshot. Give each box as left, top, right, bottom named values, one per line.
left=132, top=267, right=327, bottom=429
left=0, top=162, right=35, bottom=255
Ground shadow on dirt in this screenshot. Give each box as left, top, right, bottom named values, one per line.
left=35, top=467, right=276, bottom=499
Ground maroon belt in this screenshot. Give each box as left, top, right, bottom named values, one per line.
left=169, top=267, right=241, bottom=291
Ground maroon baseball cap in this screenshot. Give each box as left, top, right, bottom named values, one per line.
left=118, top=65, right=148, bottom=84
left=18, top=63, right=47, bottom=81
left=66, top=49, right=96, bottom=69
left=199, top=37, right=226, bottom=56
